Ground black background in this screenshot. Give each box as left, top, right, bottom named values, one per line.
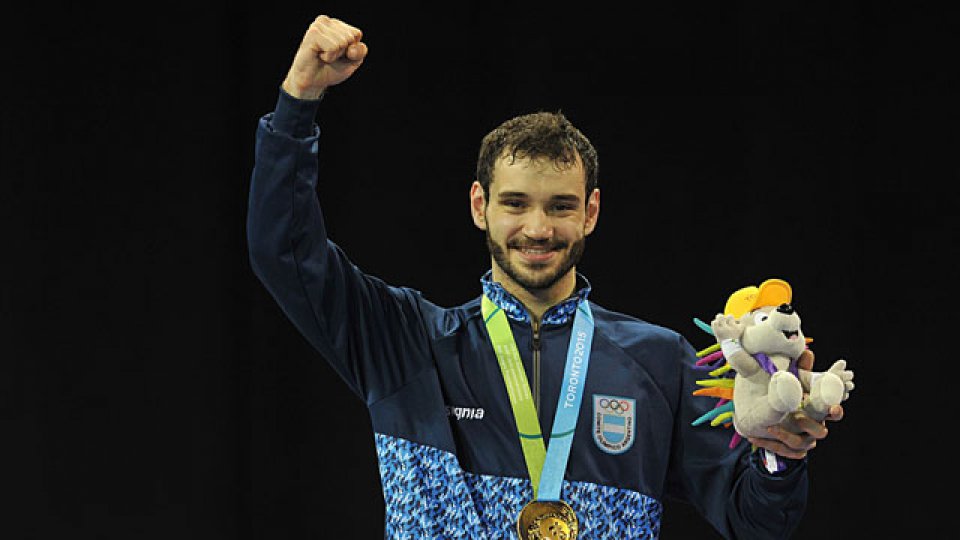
left=3, top=2, right=956, bottom=538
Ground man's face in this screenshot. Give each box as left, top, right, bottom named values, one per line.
left=470, top=154, right=600, bottom=294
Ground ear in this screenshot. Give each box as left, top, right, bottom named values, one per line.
left=584, top=188, right=600, bottom=235
left=470, top=181, right=487, bottom=230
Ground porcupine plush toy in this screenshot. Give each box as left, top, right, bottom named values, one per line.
left=690, top=278, right=854, bottom=471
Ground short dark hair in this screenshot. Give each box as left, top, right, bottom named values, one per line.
left=476, top=111, right=598, bottom=201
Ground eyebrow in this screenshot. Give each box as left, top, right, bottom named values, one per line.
left=550, top=194, right=582, bottom=203
left=496, top=192, right=582, bottom=203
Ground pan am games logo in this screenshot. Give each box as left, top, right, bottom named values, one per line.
left=593, top=394, right=636, bottom=454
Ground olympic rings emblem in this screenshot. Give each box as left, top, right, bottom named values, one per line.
left=598, top=398, right=630, bottom=413
left=593, top=394, right=636, bottom=454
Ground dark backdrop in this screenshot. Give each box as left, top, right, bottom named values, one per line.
left=4, top=2, right=955, bottom=538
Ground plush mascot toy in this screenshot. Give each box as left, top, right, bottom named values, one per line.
left=691, top=278, right=854, bottom=470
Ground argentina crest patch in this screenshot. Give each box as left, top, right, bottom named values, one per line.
left=593, top=394, right=636, bottom=454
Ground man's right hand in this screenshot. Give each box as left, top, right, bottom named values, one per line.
left=282, top=15, right=368, bottom=100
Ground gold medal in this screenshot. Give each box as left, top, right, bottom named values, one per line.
left=516, top=500, right=579, bottom=540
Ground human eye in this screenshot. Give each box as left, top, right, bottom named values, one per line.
left=499, top=197, right=527, bottom=209
left=550, top=199, right=579, bottom=213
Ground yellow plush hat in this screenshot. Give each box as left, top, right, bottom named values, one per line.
left=723, top=278, right=792, bottom=318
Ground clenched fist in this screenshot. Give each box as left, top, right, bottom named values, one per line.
left=282, top=15, right=368, bottom=100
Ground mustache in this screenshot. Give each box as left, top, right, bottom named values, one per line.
left=507, top=239, right=568, bottom=250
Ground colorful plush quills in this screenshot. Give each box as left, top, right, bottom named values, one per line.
left=691, top=279, right=854, bottom=449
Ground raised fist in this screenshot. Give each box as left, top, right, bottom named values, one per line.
left=282, top=15, right=368, bottom=100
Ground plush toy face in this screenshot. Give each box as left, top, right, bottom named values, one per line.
left=739, top=304, right=806, bottom=360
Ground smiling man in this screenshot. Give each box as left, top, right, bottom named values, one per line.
left=247, top=14, right=842, bottom=540
left=471, top=113, right=599, bottom=319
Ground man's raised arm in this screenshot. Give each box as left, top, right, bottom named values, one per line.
left=247, top=16, right=431, bottom=403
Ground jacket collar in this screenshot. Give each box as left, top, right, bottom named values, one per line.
left=479, top=269, right=591, bottom=326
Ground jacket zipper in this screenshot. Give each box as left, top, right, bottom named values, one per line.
left=532, top=319, right=541, bottom=426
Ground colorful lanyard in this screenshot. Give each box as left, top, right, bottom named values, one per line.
left=481, top=294, right=595, bottom=501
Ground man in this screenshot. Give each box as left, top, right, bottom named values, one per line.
left=247, top=14, right=842, bottom=539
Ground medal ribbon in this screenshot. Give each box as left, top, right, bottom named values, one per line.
left=481, top=294, right=595, bottom=501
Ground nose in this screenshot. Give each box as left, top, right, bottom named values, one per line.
left=522, top=209, right=553, bottom=240
left=776, top=303, right=794, bottom=315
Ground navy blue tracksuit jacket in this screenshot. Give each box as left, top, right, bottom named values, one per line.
left=246, top=89, right=808, bottom=539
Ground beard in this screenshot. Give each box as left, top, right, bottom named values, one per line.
left=486, top=230, right=586, bottom=292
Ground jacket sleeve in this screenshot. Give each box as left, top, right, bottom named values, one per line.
left=665, top=334, right=808, bottom=539
left=246, top=89, right=433, bottom=404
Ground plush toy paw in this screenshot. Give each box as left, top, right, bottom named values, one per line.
left=711, top=313, right=744, bottom=342
left=767, top=371, right=803, bottom=413
left=799, top=371, right=845, bottom=422
left=826, top=359, right=855, bottom=401
left=812, top=372, right=845, bottom=409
